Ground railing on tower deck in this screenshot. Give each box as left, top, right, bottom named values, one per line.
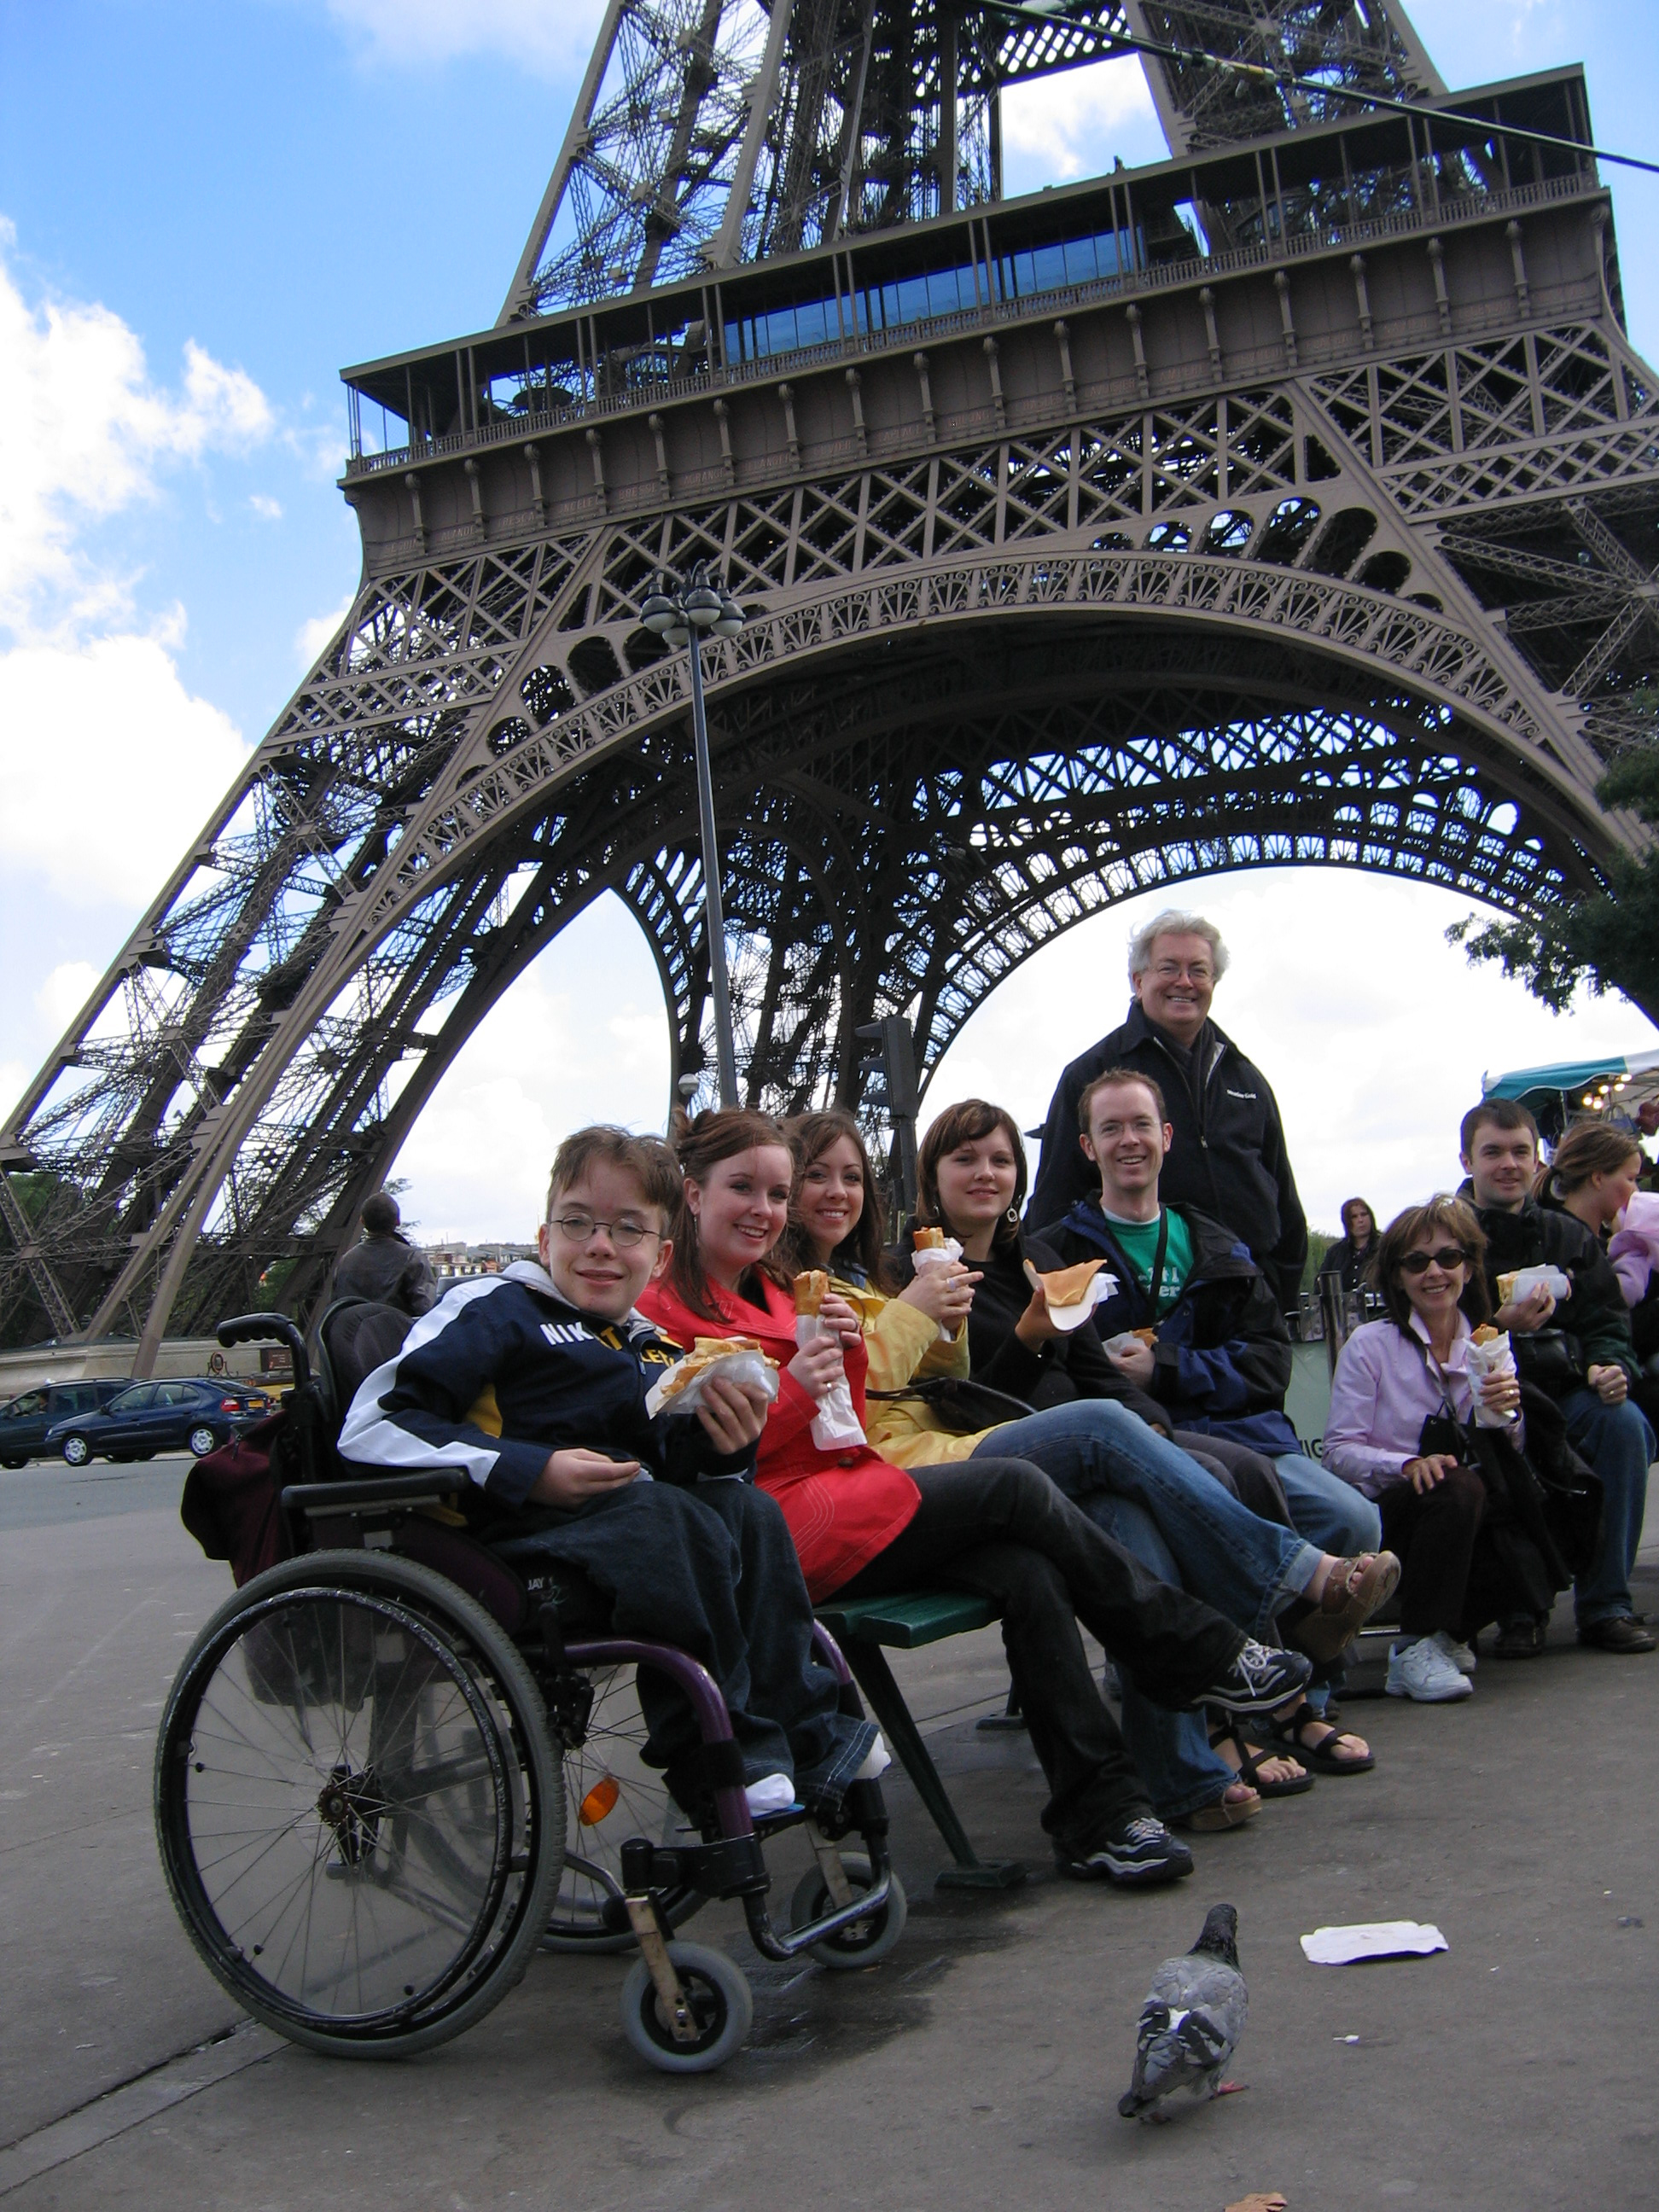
left=342, top=166, right=1604, bottom=480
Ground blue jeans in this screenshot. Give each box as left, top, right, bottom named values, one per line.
left=1561, top=1388, right=1655, bottom=1626
left=973, top=1400, right=1318, bottom=1638
left=1274, top=1452, right=1382, bottom=1556
left=1080, top=1493, right=1237, bottom=1819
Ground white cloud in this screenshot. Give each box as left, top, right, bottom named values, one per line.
left=295, top=595, right=353, bottom=667
left=323, top=0, right=608, bottom=74
left=0, top=236, right=272, bottom=637
left=1001, top=53, right=1164, bottom=185
left=925, top=868, right=1659, bottom=1237
left=35, top=960, right=100, bottom=1035
left=387, top=897, right=672, bottom=1243
left=249, top=493, right=283, bottom=521
left=0, top=630, right=247, bottom=907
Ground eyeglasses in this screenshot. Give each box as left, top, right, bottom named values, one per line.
left=1398, top=1246, right=1469, bottom=1276
left=548, top=1213, right=659, bottom=1249
left=1150, top=959, right=1213, bottom=982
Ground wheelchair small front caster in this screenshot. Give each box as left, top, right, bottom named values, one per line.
left=620, top=1940, right=753, bottom=2072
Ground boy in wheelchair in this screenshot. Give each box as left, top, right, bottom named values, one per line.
left=338, top=1125, right=885, bottom=1825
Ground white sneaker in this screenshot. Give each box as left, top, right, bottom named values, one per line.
left=1445, top=1638, right=1477, bottom=1675
left=744, top=1773, right=798, bottom=1815
left=853, top=1733, right=892, bottom=1783
left=1385, top=1633, right=1474, bottom=1703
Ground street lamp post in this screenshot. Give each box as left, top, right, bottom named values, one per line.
left=640, top=564, right=745, bottom=1109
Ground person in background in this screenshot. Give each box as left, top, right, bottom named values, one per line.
left=1458, top=1099, right=1654, bottom=1656
left=332, top=1190, right=438, bottom=1316
left=1318, top=1199, right=1381, bottom=1296
left=1323, top=1198, right=1522, bottom=1703
left=1027, top=911, right=1307, bottom=1309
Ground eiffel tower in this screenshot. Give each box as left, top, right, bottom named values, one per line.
left=5, top=1, right=1657, bottom=1364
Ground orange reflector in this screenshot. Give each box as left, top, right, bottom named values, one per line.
left=579, top=1776, right=620, bottom=1825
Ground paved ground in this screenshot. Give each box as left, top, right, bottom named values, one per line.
left=3, top=1458, right=1656, bottom=2210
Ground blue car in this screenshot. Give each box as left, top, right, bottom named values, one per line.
left=45, top=1378, right=274, bottom=1467
left=0, top=1379, right=131, bottom=1468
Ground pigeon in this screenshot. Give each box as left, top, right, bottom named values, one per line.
left=1118, top=1902, right=1248, bottom=2122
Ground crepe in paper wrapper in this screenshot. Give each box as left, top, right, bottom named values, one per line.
left=646, top=1337, right=780, bottom=1419
left=1464, top=1327, right=1517, bottom=1428
left=1496, top=1264, right=1570, bottom=1306
left=1022, top=1256, right=1119, bottom=1333
left=911, top=1226, right=966, bottom=1341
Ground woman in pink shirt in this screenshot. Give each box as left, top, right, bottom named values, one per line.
left=1324, top=1196, right=1522, bottom=1703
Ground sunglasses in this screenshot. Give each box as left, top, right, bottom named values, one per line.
left=1398, top=1246, right=1469, bottom=1276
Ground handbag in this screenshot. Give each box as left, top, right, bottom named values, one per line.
left=866, top=1375, right=1036, bottom=1436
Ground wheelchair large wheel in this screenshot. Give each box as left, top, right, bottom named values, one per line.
left=542, top=1663, right=701, bottom=1953
left=155, top=1551, right=564, bottom=2058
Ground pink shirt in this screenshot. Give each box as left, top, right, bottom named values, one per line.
left=1324, top=1313, right=1485, bottom=1499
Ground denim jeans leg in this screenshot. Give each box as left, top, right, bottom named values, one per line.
left=974, top=1401, right=1316, bottom=1637
left=1273, top=1453, right=1382, bottom=1555
left=1084, top=1492, right=1241, bottom=1822
left=1561, top=1388, right=1655, bottom=1626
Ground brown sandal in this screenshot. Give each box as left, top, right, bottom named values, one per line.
left=1289, top=1551, right=1401, bottom=1663
left=1174, top=1783, right=1261, bottom=1831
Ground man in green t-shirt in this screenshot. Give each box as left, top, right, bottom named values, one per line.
left=1043, top=1069, right=1380, bottom=1562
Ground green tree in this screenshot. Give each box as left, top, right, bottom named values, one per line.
left=1301, top=1229, right=1336, bottom=1293
left=1448, top=749, right=1659, bottom=1014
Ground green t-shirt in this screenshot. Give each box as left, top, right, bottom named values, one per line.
left=1102, top=1206, right=1195, bottom=1318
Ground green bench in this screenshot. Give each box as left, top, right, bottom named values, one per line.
left=815, top=1591, right=1026, bottom=1889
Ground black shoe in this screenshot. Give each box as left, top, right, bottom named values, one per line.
left=1201, top=1639, right=1313, bottom=1716
left=1578, top=1615, right=1656, bottom=1654
left=1057, top=1815, right=1194, bottom=1889
left=1492, top=1615, right=1547, bottom=1660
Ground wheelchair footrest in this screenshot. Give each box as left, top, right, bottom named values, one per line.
left=620, top=1832, right=769, bottom=1902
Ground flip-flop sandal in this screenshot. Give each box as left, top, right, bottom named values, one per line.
left=1266, top=1701, right=1375, bottom=1776
left=1290, top=1551, right=1402, bottom=1664
left=1208, top=1714, right=1315, bottom=1798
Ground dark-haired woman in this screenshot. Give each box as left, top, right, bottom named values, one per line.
left=1324, top=1196, right=1524, bottom=1699
left=903, top=1098, right=1386, bottom=1780
left=639, top=1109, right=1311, bottom=1886
left=1318, top=1199, right=1381, bottom=1296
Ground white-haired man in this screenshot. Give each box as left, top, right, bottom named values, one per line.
left=1026, top=911, right=1307, bottom=1309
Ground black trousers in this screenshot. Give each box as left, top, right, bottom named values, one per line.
left=1377, top=1466, right=1487, bottom=1638
left=832, top=1458, right=1242, bottom=1851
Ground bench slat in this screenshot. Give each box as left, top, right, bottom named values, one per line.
left=816, top=1590, right=996, bottom=1650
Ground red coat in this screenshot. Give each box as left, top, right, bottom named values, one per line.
left=637, top=1273, right=920, bottom=1601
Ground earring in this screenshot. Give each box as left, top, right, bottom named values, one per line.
left=1006, top=1205, right=1020, bottom=1226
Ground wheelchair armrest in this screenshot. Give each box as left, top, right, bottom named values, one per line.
left=282, top=1471, right=467, bottom=1512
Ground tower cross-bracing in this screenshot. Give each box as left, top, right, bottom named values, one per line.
left=4, top=2, right=1656, bottom=1362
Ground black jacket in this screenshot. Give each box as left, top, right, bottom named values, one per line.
left=332, top=1231, right=437, bottom=1317
left=1027, top=1001, right=1307, bottom=1307
left=1460, top=1188, right=1637, bottom=1393
left=1318, top=1236, right=1378, bottom=1295
left=1045, top=1199, right=1301, bottom=1457
left=337, top=1261, right=752, bottom=1527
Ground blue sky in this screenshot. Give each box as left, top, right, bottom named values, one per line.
left=2, top=0, right=1657, bottom=1245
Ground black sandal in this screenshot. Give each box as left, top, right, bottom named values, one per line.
left=1265, top=1701, right=1375, bottom=1777
left=1208, top=1714, right=1316, bottom=1797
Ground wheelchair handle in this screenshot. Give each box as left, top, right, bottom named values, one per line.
left=216, top=1311, right=310, bottom=1391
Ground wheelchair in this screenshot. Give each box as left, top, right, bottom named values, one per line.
left=154, top=1308, right=905, bottom=2074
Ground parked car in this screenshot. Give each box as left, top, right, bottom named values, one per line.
left=0, top=1380, right=132, bottom=1468
left=44, top=1379, right=275, bottom=1467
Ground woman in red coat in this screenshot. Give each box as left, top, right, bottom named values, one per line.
left=637, top=1109, right=1309, bottom=1888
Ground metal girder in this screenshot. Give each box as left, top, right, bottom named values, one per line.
left=4, top=15, right=1656, bottom=1353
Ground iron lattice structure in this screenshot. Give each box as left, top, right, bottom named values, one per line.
left=4, top=3, right=1658, bottom=1358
